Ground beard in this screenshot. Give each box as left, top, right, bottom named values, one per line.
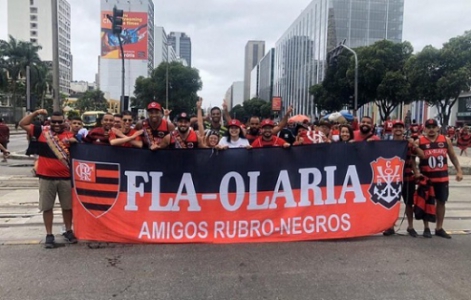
left=178, top=126, right=189, bottom=134
left=360, top=125, right=371, bottom=134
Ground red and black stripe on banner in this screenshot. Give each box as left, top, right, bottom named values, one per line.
left=73, top=161, right=120, bottom=217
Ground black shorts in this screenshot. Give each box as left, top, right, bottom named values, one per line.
left=432, top=182, right=449, bottom=202
left=402, top=181, right=416, bottom=206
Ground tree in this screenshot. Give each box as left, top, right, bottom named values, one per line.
left=75, top=90, right=108, bottom=113
left=0, top=35, right=42, bottom=117
left=407, top=31, right=471, bottom=126
left=354, top=40, right=414, bottom=121
left=133, top=61, right=202, bottom=117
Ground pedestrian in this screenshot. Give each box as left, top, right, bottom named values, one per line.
left=109, top=111, right=143, bottom=148
left=457, top=126, right=471, bottom=156
left=135, top=102, right=174, bottom=150
left=83, top=113, right=113, bottom=145
left=251, top=119, right=290, bottom=148
left=383, top=116, right=393, bottom=140
left=159, top=112, right=205, bottom=149
left=418, top=119, right=464, bottom=239
left=338, top=124, right=354, bottom=143
left=353, top=116, right=380, bottom=142
left=216, top=119, right=251, bottom=149
left=18, top=109, right=78, bottom=248
left=0, top=117, right=10, bottom=163
left=383, top=120, right=424, bottom=237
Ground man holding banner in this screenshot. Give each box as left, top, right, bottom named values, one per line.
left=19, top=109, right=78, bottom=249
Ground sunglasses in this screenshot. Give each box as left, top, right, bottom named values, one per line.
left=123, top=119, right=133, bottom=123
left=50, top=120, right=63, bottom=124
left=426, top=125, right=436, bottom=129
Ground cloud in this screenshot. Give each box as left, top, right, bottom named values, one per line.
left=1, top=0, right=470, bottom=106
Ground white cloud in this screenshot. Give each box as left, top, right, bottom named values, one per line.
left=0, top=0, right=470, bottom=106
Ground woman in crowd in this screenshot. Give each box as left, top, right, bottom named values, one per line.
left=457, top=126, right=471, bottom=156
left=338, top=124, right=354, bottom=143
left=217, top=119, right=251, bottom=149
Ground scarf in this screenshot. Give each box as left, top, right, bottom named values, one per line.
left=43, top=127, right=70, bottom=168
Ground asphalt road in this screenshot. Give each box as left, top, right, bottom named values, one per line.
left=1, top=236, right=471, bottom=300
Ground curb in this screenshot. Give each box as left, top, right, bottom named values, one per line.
left=6, top=153, right=35, bottom=161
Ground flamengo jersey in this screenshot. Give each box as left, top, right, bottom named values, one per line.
left=169, top=130, right=199, bottom=149
left=142, top=119, right=169, bottom=147
left=418, top=134, right=449, bottom=183
left=251, top=136, right=287, bottom=148
left=30, top=124, right=73, bottom=179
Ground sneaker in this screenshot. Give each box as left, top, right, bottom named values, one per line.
left=63, top=230, right=78, bottom=244
left=45, top=234, right=56, bottom=249
left=383, top=228, right=395, bottom=236
left=423, top=228, right=432, bottom=238
left=435, top=228, right=452, bottom=239
left=407, top=228, right=418, bottom=237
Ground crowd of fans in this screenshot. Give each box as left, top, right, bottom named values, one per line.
left=11, top=100, right=468, bottom=248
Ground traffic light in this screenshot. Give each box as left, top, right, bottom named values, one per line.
left=112, top=6, right=124, bottom=35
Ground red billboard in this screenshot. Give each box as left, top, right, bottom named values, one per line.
left=272, top=96, right=282, bottom=111
left=101, top=11, right=148, bottom=60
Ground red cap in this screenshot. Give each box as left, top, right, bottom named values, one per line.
left=260, top=119, right=275, bottom=127
left=393, top=120, right=405, bottom=127
left=147, top=102, right=162, bottom=111
left=228, top=119, right=242, bottom=128
left=425, top=119, right=438, bottom=127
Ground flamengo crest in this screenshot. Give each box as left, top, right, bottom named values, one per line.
left=368, top=156, right=405, bottom=209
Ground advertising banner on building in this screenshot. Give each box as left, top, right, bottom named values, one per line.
left=71, top=141, right=407, bottom=244
left=100, top=11, right=148, bottom=60
left=272, top=96, right=282, bottom=111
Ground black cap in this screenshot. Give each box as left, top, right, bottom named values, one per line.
left=425, top=119, right=438, bottom=127
left=176, top=112, right=191, bottom=121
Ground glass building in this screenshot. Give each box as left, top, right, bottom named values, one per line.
left=273, top=0, right=404, bottom=116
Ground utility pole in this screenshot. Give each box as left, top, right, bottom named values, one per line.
left=51, top=0, right=60, bottom=111
left=340, top=44, right=358, bottom=117
left=166, top=50, right=169, bottom=110
left=26, top=66, right=31, bottom=111
left=107, top=6, right=124, bottom=111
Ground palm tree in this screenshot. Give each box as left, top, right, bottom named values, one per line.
left=0, top=35, right=42, bottom=118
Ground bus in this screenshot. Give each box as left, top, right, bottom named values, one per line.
left=81, top=111, right=106, bottom=129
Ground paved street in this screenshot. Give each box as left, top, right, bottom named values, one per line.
left=1, top=237, right=471, bottom=300
left=1, top=138, right=471, bottom=299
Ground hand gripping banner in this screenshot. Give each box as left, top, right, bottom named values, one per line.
left=70, top=141, right=408, bottom=244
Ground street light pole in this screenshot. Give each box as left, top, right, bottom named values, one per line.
left=51, top=0, right=60, bottom=112
left=166, top=54, right=169, bottom=110
left=340, top=44, right=358, bottom=117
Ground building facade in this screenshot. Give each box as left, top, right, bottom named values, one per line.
left=154, top=26, right=177, bottom=68
left=244, top=41, right=265, bottom=102
left=257, top=48, right=275, bottom=103
left=7, top=0, right=72, bottom=94
left=167, top=32, right=192, bottom=67
left=273, top=0, right=404, bottom=116
left=225, top=81, right=244, bottom=109
left=249, top=66, right=259, bottom=100
left=99, top=0, right=154, bottom=108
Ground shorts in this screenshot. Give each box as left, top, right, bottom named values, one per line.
left=402, top=180, right=416, bottom=206
left=39, top=178, right=72, bottom=211
left=431, top=182, right=449, bottom=203
left=0, top=141, right=7, bottom=151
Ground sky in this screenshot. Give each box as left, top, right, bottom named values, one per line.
left=1, top=0, right=470, bottom=108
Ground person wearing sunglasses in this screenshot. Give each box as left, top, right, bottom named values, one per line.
left=18, top=109, right=78, bottom=249
left=417, top=118, right=464, bottom=239
left=109, top=111, right=143, bottom=148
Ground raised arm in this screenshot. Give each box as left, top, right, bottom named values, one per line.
left=273, top=106, right=293, bottom=135
left=222, top=100, right=232, bottom=124
left=196, top=98, right=205, bottom=138
left=19, top=109, right=48, bottom=132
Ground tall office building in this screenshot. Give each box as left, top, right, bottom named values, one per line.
left=244, top=41, right=265, bottom=102
left=167, top=32, right=192, bottom=67
left=154, top=26, right=177, bottom=67
left=225, top=81, right=244, bottom=109
left=99, top=0, right=154, bottom=107
left=7, top=0, right=72, bottom=94
left=273, top=0, right=404, bottom=116
left=257, top=48, right=275, bottom=103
